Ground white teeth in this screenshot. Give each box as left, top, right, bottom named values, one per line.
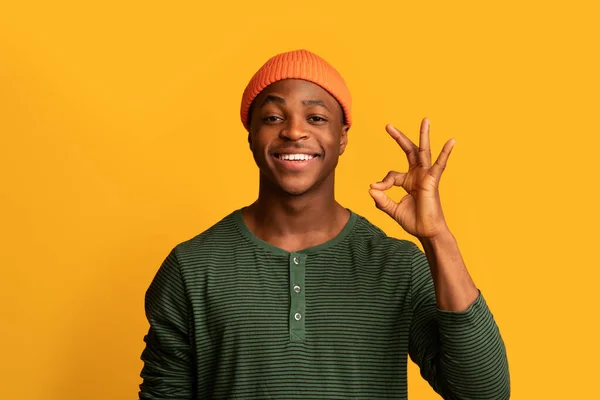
left=278, top=154, right=314, bottom=161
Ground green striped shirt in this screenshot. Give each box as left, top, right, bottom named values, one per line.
left=139, top=210, right=509, bottom=399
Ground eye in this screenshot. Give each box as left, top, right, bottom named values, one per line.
left=263, top=115, right=283, bottom=123
left=308, top=116, right=327, bottom=123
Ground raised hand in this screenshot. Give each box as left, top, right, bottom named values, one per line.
left=369, top=118, right=455, bottom=239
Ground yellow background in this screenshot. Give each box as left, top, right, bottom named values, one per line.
left=1, top=0, right=598, bottom=399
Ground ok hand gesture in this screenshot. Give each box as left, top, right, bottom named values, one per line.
left=369, top=118, right=455, bottom=240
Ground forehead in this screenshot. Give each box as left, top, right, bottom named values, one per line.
left=254, top=79, right=339, bottom=107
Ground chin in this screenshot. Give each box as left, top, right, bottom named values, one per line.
left=278, top=182, right=314, bottom=196
left=260, top=171, right=330, bottom=197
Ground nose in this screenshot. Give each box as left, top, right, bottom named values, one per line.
left=279, top=116, right=309, bottom=141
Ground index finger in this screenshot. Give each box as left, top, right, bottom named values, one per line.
left=386, top=124, right=419, bottom=168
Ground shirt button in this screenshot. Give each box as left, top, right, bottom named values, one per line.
left=294, top=312, right=302, bottom=321
left=293, top=285, right=301, bottom=293
left=293, top=257, right=299, bottom=265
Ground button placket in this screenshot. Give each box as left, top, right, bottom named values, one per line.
left=289, top=252, right=306, bottom=342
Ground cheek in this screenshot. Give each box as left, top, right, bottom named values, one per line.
left=249, top=136, right=271, bottom=165
left=325, top=130, right=344, bottom=152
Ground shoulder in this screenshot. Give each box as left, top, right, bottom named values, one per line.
left=348, top=211, right=421, bottom=259
left=170, top=210, right=246, bottom=261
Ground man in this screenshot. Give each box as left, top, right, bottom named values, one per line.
left=139, top=49, right=510, bottom=399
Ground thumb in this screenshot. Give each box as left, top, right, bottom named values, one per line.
left=369, top=189, right=397, bottom=217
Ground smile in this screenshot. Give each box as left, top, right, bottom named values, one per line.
left=272, top=153, right=319, bottom=172
left=274, top=153, right=317, bottom=161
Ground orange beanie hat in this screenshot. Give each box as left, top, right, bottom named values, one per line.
left=240, top=49, right=352, bottom=131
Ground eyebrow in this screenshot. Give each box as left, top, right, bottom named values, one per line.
left=259, top=95, right=330, bottom=112
left=260, top=95, right=286, bottom=108
left=302, top=99, right=330, bottom=112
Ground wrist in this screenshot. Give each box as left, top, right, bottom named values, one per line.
left=418, top=227, right=455, bottom=250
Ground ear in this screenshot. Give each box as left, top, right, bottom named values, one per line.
left=338, top=124, right=350, bottom=155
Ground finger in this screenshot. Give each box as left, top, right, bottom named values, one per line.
left=386, top=124, right=419, bottom=168
left=370, top=171, right=407, bottom=190
left=430, top=138, right=455, bottom=179
left=419, top=118, right=431, bottom=167
left=369, top=188, right=398, bottom=217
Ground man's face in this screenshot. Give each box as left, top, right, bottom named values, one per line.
left=248, top=79, right=349, bottom=196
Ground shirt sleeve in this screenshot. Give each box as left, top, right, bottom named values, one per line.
left=139, top=248, right=194, bottom=399
left=408, top=244, right=510, bottom=400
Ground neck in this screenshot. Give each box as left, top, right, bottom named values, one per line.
left=242, top=175, right=350, bottom=251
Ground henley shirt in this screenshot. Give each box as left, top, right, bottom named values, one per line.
left=139, top=209, right=510, bottom=399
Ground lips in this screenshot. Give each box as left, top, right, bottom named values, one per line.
left=271, top=152, right=320, bottom=171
